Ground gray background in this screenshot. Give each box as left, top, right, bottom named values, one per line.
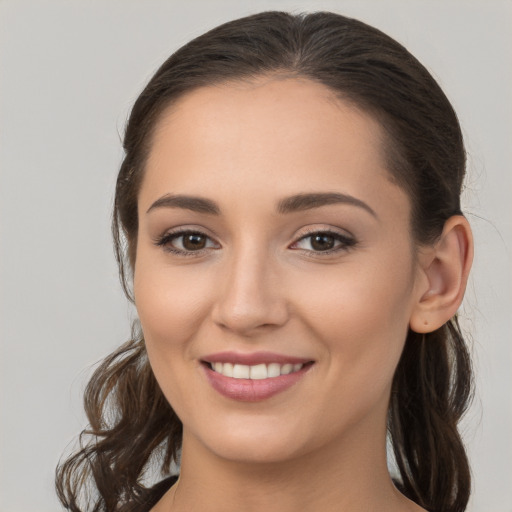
left=1, top=1, right=511, bottom=510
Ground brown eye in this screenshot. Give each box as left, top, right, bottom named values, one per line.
left=155, top=230, right=219, bottom=255
left=291, top=230, right=356, bottom=254
left=310, top=234, right=336, bottom=251
left=182, top=233, right=207, bottom=250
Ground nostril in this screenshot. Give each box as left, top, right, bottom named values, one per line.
left=211, top=300, right=290, bottom=335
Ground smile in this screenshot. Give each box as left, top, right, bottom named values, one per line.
left=209, top=362, right=305, bottom=379
left=201, top=353, right=315, bottom=402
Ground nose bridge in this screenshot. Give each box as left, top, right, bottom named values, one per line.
left=212, top=239, right=288, bottom=334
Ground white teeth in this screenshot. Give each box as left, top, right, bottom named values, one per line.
left=267, top=363, right=281, bottom=378
left=233, top=364, right=250, bottom=379
left=249, top=364, right=267, bottom=379
left=280, top=363, right=293, bottom=375
left=223, top=362, right=234, bottom=377
left=210, top=362, right=305, bottom=379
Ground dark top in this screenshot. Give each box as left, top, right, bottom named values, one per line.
left=137, top=475, right=178, bottom=512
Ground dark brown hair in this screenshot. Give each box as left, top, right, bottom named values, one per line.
left=56, top=11, right=473, bottom=512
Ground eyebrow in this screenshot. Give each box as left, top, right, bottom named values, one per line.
left=276, top=192, right=377, bottom=217
left=146, top=194, right=220, bottom=215
left=146, top=192, right=377, bottom=218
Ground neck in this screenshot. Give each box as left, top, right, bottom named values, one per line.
left=162, top=413, right=422, bottom=512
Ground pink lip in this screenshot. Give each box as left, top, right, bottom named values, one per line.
left=201, top=352, right=314, bottom=402
left=202, top=351, right=312, bottom=366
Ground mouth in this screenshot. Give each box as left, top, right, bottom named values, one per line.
left=200, top=352, right=315, bottom=402
left=203, top=361, right=311, bottom=379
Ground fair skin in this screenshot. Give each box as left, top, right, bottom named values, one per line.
left=133, top=77, right=473, bottom=511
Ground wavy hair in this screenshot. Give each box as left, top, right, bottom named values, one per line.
left=56, top=11, right=473, bottom=512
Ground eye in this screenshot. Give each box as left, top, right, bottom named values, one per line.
left=291, top=230, right=356, bottom=254
left=155, top=229, right=219, bottom=255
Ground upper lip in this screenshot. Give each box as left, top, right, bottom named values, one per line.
left=201, top=351, right=313, bottom=366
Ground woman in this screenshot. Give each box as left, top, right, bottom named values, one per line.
left=56, top=11, right=474, bottom=512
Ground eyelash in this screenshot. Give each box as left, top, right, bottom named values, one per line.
left=291, top=228, right=357, bottom=255
left=155, top=229, right=218, bottom=257
left=154, top=228, right=357, bottom=257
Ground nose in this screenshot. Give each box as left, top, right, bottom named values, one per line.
left=211, top=248, right=289, bottom=337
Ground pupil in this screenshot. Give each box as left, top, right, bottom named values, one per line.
left=311, top=234, right=334, bottom=251
left=184, top=234, right=206, bottom=250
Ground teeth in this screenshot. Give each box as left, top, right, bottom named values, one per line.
left=223, top=362, right=234, bottom=377
left=249, top=364, right=267, bottom=380
left=281, top=363, right=293, bottom=375
left=267, top=363, right=281, bottom=378
left=233, top=364, right=250, bottom=379
left=210, top=362, right=305, bottom=379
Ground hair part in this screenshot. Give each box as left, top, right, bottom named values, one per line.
left=57, top=10, right=473, bottom=512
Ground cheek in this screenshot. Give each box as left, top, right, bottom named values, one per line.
left=296, top=254, right=415, bottom=391
left=133, top=256, right=217, bottom=417
left=133, top=254, right=215, bottom=356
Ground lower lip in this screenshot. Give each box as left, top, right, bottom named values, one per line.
left=202, top=363, right=313, bottom=402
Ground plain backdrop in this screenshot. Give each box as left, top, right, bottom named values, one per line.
left=1, top=1, right=511, bottom=511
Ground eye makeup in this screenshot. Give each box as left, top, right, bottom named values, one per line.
left=154, top=226, right=358, bottom=258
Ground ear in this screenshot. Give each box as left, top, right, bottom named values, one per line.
left=410, top=215, right=473, bottom=333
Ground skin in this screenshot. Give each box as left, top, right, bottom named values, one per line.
left=133, top=77, right=472, bottom=511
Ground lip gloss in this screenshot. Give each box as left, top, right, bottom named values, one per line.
left=202, top=361, right=313, bottom=402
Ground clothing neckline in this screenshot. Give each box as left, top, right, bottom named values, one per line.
left=143, top=475, right=179, bottom=511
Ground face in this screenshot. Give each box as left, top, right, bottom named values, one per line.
left=134, top=77, right=423, bottom=464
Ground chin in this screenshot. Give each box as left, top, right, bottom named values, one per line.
left=211, top=437, right=304, bottom=465
left=189, top=418, right=312, bottom=465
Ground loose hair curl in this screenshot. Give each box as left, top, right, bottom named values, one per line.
left=56, top=11, right=473, bottom=512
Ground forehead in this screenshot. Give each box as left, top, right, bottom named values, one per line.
left=150, top=77, right=386, bottom=175
left=141, top=77, right=409, bottom=224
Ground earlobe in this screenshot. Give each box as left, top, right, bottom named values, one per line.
left=410, top=215, right=473, bottom=333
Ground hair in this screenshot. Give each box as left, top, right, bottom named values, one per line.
left=56, top=10, right=473, bottom=512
